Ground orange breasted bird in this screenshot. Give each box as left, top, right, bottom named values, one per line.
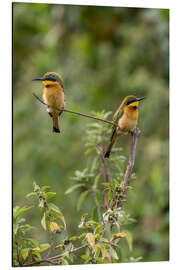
left=33, top=72, right=65, bottom=133
left=104, top=95, right=145, bottom=158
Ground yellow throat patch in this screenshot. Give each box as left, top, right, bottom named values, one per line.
left=128, top=101, right=139, bottom=107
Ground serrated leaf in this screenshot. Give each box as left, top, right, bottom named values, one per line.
left=41, top=212, right=46, bottom=231
left=65, top=184, right=85, bottom=195
left=77, top=190, right=89, bottom=211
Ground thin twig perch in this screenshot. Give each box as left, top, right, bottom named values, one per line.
left=118, top=127, right=141, bottom=208
left=23, top=240, right=116, bottom=266
left=33, top=93, right=118, bottom=127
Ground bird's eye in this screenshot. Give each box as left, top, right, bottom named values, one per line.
left=46, top=76, right=56, bottom=82
left=50, top=76, right=56, bottom=81
left=133, top=106, right=137, bottom=109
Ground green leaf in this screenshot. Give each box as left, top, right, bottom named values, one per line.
left=48, top=203, right=66, bottom=229
left=45, top=192, right=56, bottom=199
left=77, top=190, right=89, bottom=211
left=26, top=238, right=40, bottom=247
left=108, top=189, right=112, bottom=202
left=13, top=206, right=20, bottom=218
left=33, top=182, right=40, bottom=192
left=92, top=206, right=99, bottom=222
left=81, top=254, right=90, bottom=261
left=93, top=174, right=100, bottom=190
left=26, top=192, right=36, bottom=198
left=13, top=224, right=19, bottom=235
left=13, top=206, right=33, bottom=219
left=41, top=212, right=46, bottom=231
left=32, top=250, right=41, bottom=260
left=100, top=244, right=108, bottom=259
left=61, top=258, right=69, bottom=265
left=109, top=246, right=118, bottom=260
left=39, top=243, right=50, bottom=252
left=79, top=232, right=87, bottom=239
left=17, top=218, right=26, bottom=224
left=21, top=249, right=29, bottom=260
left=20, top=224, right=34, bottom=232
left=103, top=183, right=111, bottom=187
left=86, top=233, right=95, bottom=247
left=42, top=186, right=50, bottom=191
left=69, top=236, right=79, bottom=241
left=125, top=230, right=133, bottom=251
left=65, top=184, right=85, bottom=194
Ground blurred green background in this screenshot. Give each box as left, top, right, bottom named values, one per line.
left=13, top=3, right=169, bottom=262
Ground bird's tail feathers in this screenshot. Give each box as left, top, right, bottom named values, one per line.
left=104, top=130, right=117, bottom=158
left=52, top=115, right=60, bottom=133
left=104, top=140, right=115, bottom=158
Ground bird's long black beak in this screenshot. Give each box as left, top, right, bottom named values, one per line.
left=32, top=77, right=44, bottom=81
left=136, top=97, right=146, bottom=102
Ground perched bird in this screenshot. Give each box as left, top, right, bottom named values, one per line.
left=104, top=95, right=145, bottom=158
left=33, top=72, right=65, bottom=133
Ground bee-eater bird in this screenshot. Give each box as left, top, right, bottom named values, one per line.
left=32, top=72, right=65, bottom=133
left=104, top=95, right=145, bottom=158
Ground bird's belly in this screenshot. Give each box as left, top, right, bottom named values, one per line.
left=43, top=88, right=64, bottom=113
left=119, top=117, right=137, bottom=132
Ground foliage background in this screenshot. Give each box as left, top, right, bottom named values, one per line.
left=13, top=2, right=169, bottom=263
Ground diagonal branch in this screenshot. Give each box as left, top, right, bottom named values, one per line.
left=23, top=243, right=89, bottom=267
left=33, top=93, right=118, bottom=127
left=118, top=128, right=141, bottom=208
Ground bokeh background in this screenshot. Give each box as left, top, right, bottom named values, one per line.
left=13, top=3, right=169, bottom=262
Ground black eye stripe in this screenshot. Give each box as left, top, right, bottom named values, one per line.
left=126, top=99, right=136, bottom=105
left=43, top=76, right=64, bottom=88
left=45, top=77, right=56, bottom=82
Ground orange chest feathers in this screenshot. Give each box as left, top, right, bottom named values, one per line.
left=119, top=107, right=139, bottom=132
left=43, top=84, right=64, bottom=109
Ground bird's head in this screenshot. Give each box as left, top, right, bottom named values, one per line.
left=121, top=95, right=145, bottom=110
left=32, top=72, right=63, bottom=88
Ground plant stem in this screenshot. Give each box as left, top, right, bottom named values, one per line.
left=118, top=128, right=141, bottom=207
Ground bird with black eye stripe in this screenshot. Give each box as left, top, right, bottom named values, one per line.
left=104, top=95, right=145, bottom=158
left=33, top=72, right=65, bottom=133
